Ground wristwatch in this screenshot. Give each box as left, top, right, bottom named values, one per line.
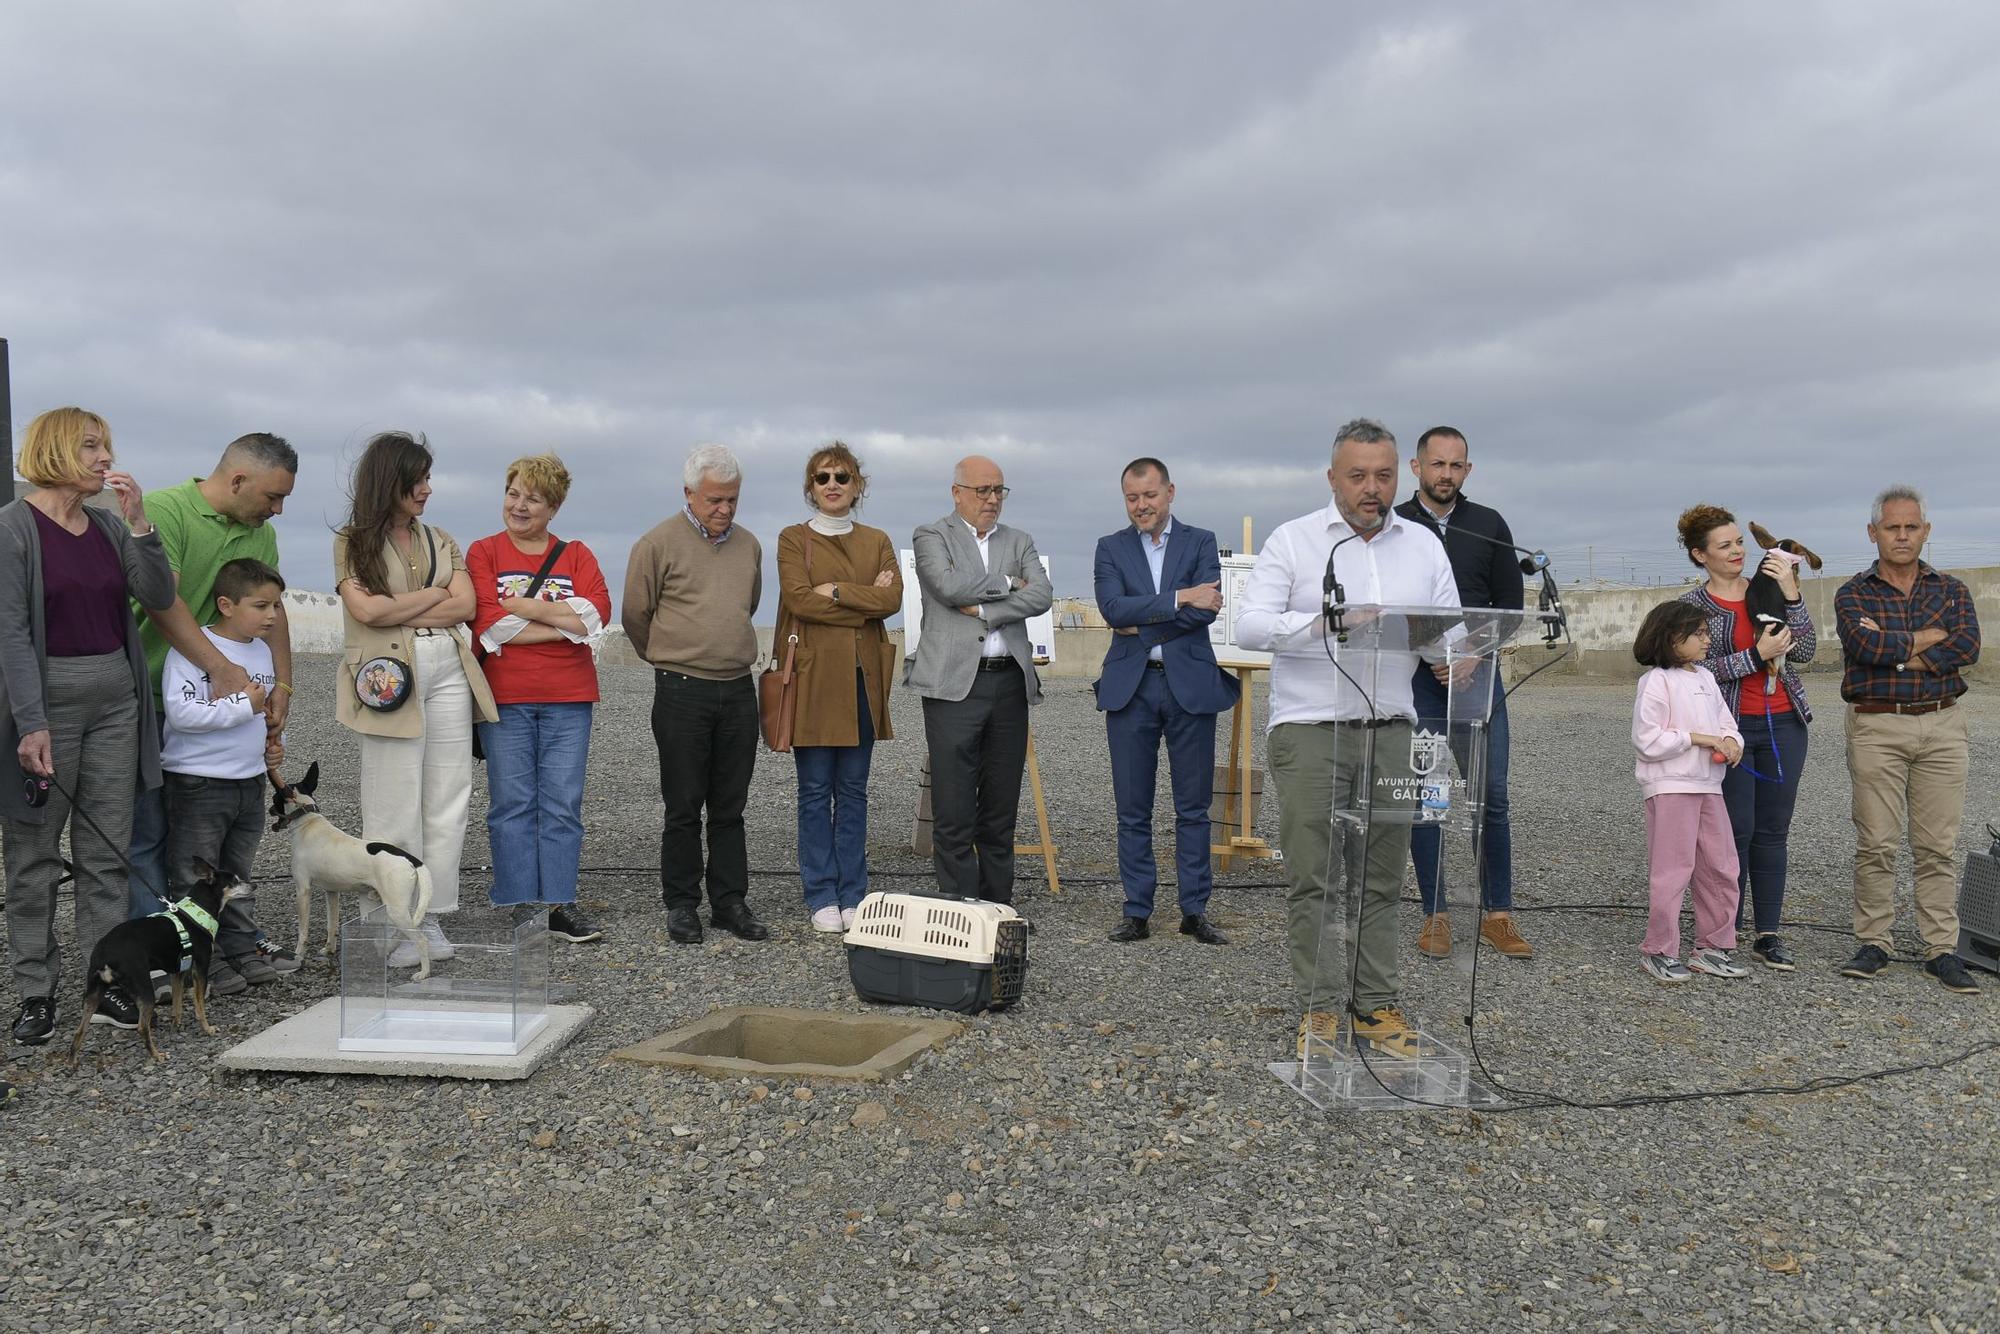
left=831, top=586, right=841, bottom=604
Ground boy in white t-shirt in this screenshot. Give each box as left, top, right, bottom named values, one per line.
left=161, top=558, right=289, bottom=996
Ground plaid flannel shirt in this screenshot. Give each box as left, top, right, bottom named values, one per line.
left=1833, top=561, right=1981, bottom=705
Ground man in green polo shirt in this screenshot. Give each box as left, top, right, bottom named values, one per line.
left=130, top=434, right=298, bottom=939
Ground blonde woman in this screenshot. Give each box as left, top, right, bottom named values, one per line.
left=1, top=408, right=173, bottom=1042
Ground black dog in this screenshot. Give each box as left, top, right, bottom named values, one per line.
left=69, top=857, right=249, bottom=1063
left=1745, top=521, right=1824, bottom=687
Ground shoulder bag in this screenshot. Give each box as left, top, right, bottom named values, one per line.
left=354, top=524, right=437, bottom=713
left=759, top=532, right=812, bottom=752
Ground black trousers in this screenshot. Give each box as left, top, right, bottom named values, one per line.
left=922, top=662, right=1029, bottom=903
left=652, top=671, right=757, bottom=912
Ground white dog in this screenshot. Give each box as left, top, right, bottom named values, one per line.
left=268, top=762, right=434, bottom=979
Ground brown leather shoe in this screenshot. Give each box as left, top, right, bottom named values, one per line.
left=1416, top=913, right=1453, bottom=958
left=1479, top=912, right=1533, bottom=959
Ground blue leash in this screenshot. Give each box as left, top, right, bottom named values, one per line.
left=1736, top=671, right=1786, bottom=784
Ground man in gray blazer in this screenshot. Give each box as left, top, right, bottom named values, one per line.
left=907, top=455, right=1054, bottom=903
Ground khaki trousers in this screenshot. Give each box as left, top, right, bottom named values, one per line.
left=1270, top=720, right=1413, bottom=1014
left=1846, top=704, right=1968, bottom=958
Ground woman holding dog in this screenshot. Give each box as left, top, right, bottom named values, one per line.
left=774, top=442, right=902, bottom=932
left=334, top=431, right=498, bottom=966
left=1676, top=504, right=1816, bottom=971
left=467, top=453, right=611, bottom=944
left=1, top=407, right=175, bottom=1044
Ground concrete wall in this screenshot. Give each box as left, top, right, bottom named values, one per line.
left=1558, top=565, right=1998, bottom=682
left=294, top=564, right=1999, bottom=685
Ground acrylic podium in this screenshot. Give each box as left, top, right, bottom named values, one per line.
left=1267, top=604, right=1538, bottom=1111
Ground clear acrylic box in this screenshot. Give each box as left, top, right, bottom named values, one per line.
left=339, top=905, right=550, bottom=1055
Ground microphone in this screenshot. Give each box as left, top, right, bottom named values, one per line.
left=1423, top=522, right=1567, bottom=644
left=1322, top=532, right=1365, bottom=643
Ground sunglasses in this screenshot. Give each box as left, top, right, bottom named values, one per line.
left=813, top=471, right=852, bottom=486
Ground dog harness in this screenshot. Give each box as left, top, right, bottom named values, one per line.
left=153, top=898, right=220, bottom=974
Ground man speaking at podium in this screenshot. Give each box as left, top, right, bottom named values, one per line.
left=1236, top=420, right=1460, bottom=1061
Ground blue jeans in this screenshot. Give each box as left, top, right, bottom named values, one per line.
left=477, top=702, right=593, bottom=906
left=1722, top=707, right=1808, bottom=936
left=794, top=671, right=875, bottom=912
left=127, top=715, right=170, bottom=917
left=1410, top=665, right=1513, bottom=913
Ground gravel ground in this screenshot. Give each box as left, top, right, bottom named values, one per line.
left=3, top=653, right=1997, bottom=1332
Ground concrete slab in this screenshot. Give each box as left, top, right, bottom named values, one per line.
left=216, top=997, right=594, bottom=1080
left=611, top=1005, right=962, bottom=1082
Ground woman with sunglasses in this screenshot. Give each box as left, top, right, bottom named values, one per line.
left=774, top=443, right=903, bottom=931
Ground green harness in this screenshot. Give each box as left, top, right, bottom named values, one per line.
left=153, top=897, right=220, bottom=974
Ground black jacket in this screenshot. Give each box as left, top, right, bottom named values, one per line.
left=1394, top=492, right=1525, bottom=611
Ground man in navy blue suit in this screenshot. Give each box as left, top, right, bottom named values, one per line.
left=1092, top=458, right=1241, bottom=944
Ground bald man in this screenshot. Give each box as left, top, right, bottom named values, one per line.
left=906, top=456, right=1054, bottom=903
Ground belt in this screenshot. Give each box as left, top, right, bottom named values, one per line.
left=977, top=657, right=1020, bottom=672
left=1334, top=717, right=1407, bottom=730
left=1852, top=697, right=1955, bottom=716
left=1144, top=660, right=1166, bottom=671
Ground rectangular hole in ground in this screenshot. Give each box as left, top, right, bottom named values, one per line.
left=670, top=1014, right=924, bottom=1068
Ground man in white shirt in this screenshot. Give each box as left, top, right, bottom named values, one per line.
left=1236, top=420, right=1461, bottom=1061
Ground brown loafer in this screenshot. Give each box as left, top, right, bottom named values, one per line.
left=1480, top=911, right=1533, bottom=959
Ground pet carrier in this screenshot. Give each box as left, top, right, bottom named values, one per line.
left=844, top=891, right=1029, bottom=1014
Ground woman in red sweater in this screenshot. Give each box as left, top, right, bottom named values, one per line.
left=468, top=454, right=612, bottom=943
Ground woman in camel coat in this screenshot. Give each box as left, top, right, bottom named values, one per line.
left=775, top=442, right=902, bottom=932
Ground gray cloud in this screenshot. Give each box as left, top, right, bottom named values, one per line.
left=5, top=1, right=1998, bottom=612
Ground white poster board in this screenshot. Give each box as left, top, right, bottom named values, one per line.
left=1210, top=551, right=1271, bottom=668
left=900, top=549, right=1056, bottom=665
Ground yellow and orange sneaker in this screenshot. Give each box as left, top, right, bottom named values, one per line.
left=1348, top=1006, right=1422, bottom=1059
left=1295, top=1010, right=1341, bottom=1061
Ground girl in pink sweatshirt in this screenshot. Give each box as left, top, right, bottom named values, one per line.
left=1631, top=601, right=1747, bottom=984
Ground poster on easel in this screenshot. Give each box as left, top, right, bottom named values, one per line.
left=901, top=549, right=1056, bottom=665
left=1210, top=551, right=1271, bottom=668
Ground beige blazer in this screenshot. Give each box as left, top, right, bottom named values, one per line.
left=333, top=523, right=499, bottom=738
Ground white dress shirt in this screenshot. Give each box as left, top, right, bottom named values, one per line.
left=1141, top=518, right=1172, bottom=663
left=1234, top=503, right=1461, bottom=728
left=964, top=518, right=1010, bottom=658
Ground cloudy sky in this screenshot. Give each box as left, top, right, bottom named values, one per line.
left=6, top=2, right=1998, bottom=609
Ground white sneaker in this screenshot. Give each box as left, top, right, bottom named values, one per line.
left=839, top=907, right=857, bottom=931
left=810, top=906, right=843, bottom=933
left=1687, top=948, right=1748, bottom=978
left=387, top=914, right=456, bottom=968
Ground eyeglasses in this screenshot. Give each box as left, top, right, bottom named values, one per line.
left=954, top=484, right=1011, bottom=499
left=813, top=471, right=852, bottom=486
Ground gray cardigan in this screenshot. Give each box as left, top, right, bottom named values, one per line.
left=0, top=498, right=175, bottom=824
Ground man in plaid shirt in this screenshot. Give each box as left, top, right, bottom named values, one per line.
left=1833, top=485, right=1982, bottom=993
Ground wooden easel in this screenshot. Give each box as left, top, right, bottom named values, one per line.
left=1212, top=516, right=1281, bottom=874
left=1013, top=724, right=1062, bottom=894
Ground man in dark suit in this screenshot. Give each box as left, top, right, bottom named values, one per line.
left=907, top=455, right=1055, bottom=904
left=1092, top=458, right=1241, bottom=944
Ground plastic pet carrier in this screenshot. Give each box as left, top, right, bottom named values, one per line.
left=1959, top=821, right=2000, bottom=975
left=844, top=891, right=1029, bottom=1014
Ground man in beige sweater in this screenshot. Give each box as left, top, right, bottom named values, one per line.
left=622, top=445, right=769, bottom=944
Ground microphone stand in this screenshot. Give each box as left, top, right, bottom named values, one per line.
left=1425, top=522, right=1568, bottom=645
left=1321, top=532, right=1364, bottom=644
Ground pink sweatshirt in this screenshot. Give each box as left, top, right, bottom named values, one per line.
left=1632, top=665, right=1743, bottom=799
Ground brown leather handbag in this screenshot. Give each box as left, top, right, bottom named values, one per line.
left=758, top=532, right=811, bottom=751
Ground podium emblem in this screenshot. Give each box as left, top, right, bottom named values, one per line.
left=1409, top=728, right=1447, bottom=777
